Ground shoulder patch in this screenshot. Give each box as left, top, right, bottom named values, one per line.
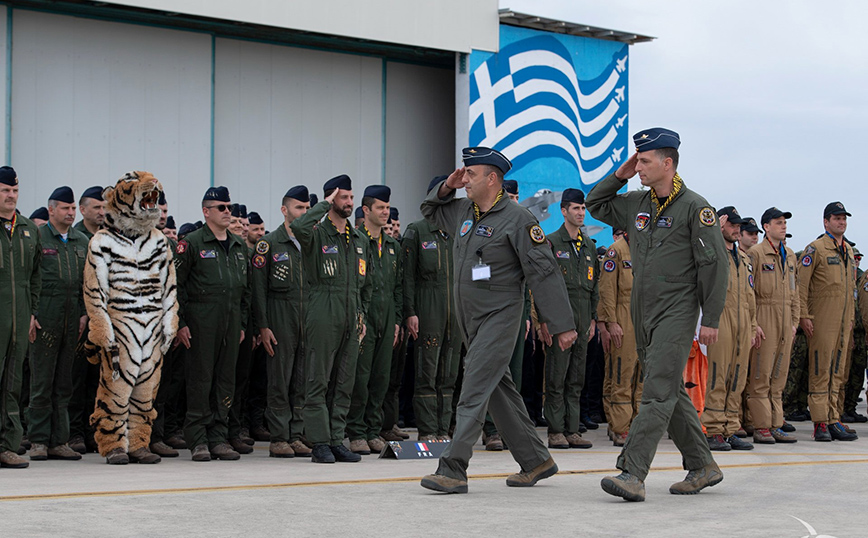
left=607, top=249, right=616, bottom=258
left=529, top=224, right=545, bottom=244
left=252, top=254, right=266, bottom=268
left=805, top=245, right=816, bottom=255
left=176, top=240, right=188, bottom=254
left=604, top=260, right=616, bottom=272
left=748, top=274, right=754, bottom=288
left=256, top=240, right=270, bottom=255
left=802, top=255, right=813, bottom=267
left=699, top=207, right=716, bottom=226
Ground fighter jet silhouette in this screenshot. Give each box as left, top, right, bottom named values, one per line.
left=520, top=189, right=561, bottom=222
left=614, top=86, right=625, bottom=103
left=616, top=113, right=628, bottom=128
left=611, top=146, right=624, bottom=163
left=616, top=56, right=627, bottom=73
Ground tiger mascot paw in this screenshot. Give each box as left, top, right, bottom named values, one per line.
left=83, top=171, right=179, bottom=458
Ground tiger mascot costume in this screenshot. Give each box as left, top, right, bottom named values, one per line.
left=83, top=171, right=178, bottom=464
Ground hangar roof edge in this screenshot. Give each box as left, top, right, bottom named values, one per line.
left=499, top=9, right=655, bottom=45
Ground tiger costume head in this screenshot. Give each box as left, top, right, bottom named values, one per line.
left=103, top=171, right=163, bottom=236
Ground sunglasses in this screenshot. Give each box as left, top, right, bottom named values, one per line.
left=206, top=203, right=235, bottom=213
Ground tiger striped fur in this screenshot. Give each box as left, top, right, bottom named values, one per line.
left=83, top=171, right=179, bottom=459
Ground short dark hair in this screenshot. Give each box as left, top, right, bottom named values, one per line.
left=654, top=147, right=679, bottom=170
left=560, top=201, right=585, bottom=210
left=361, top=196, right=377, bottom=210
left=484, top=164, right=504, bottom=182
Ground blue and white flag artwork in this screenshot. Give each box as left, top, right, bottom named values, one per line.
left=469, top=34, right=629, bottom=186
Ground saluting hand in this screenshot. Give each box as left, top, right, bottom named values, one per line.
left=260, top=327, right=277, bottom=357
left=325, top=188, right=339, bottom=206
left=557, top=330, right=578, bottom=351
left=614, top=152, right=638, bottom=181
left=444, top=167, right=466, bottom=190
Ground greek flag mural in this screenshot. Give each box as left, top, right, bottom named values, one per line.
left=469, top=25, right=629, bottom=244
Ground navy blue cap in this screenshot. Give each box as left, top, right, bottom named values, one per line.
left=633, top=127, right=680, bottom=152
left=178, top=222, right=197, bottom=237
left=0, top=166, right=17, bottom=186
left=717, top=206, right=746, bottom=224
left=231, top=204, right=247, bottom=218
left=355, top=206, right=364, bottom=220
left=363, top=185, right=391, bottom=203
left=81, top=186, right=104, bottom=202
left=562, top=188, right=585, bottom=204
left=49, top=186, right=75, bottom=204
left=389, top=207, right=399, bottom=220
left=308, top=194, right=318, bottom=206
left=740, top=217, right=761, bottom=233
left=503, top=179, right=518, bottom=195
left=165, top=216, right=176, bottom=230
left=824, top=201, right=851, bottom=218
left=203, top=186, right=231, bottom=203
left=760, top=207, right=792, bottom=226
left=158, top=190, right=166, bottom=206
left=29, top=207, right=48, bottom=221
left=462, top=147, right=512, bottom=174
left=248, top=212, right=263, bottom=225
left=324, top=174, right=352, bottom=194
left=284, top=185, right=309, bottom=202
left=428, top=175, right=448, bottom=194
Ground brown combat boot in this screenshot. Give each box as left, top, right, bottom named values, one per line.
left=612, top=431, right=628, bottom=447
left=1, top=449, right=30, bottom=468
left=547, top=432, right=569, bottom=449
left=209, top=443, right=241, bottom=461
left=669, top=461, right=723, bottom=495
left=68, top=435, right=87, bottom=454
left=269, top=441, right=296, bottom=458
left=249, top=426, right=271, bottom=442
left=367, top=437, right=386, bottom=453
left=506, top=457, right=558, bottom=487
left=392, top=425, right=410, bottom=439
left=753, top=428, right=775, bottom=444
left=421, top=473, right=468, bottom=494
left=29, top=443, right=48, bottom=461
left=349, top=439, right=371, bottom=455
left=48, top=444, right=82, bottom=460
left=485, top=434, right=504, bottom=451
left=105, top=448, right=129, bottom=465
left=150, top=441, right=179, bottom=457
left=230, top=437, right=253, bottom=454
left=380, top=429, right=403, bottom=442
left=290, top=440, right=312, bottom=457
left=191, top=444, right=211, bottom=462
left=166, top=433, right=188, bottom=450
left=129, top=447, right=161, bottom=464
left=601, top=471, right=645, bottom=502
left=565, top=432, right=593, bottom=449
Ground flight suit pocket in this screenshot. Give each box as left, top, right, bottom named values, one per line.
left=526, top=248, right=555, bottom=277
left=692, top=237, right=717, bottom=266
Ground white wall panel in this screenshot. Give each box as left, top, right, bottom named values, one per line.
left=10, top=10, right=212, bottom=224
left=214, top=38, right=382, bottom=228
left=107, top=0, right=500, bottom=53
left=0, top=8, right=8, bottom=163
left=384, top=61, right=455, bottom=225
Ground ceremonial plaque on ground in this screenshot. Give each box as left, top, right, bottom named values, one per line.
left=379, top=440, right=451, bottom=459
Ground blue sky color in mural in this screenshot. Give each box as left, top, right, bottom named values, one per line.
left=469, top=25, right=628, bottom=245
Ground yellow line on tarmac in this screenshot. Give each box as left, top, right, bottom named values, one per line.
left=2, top=458, right=867, bottom=502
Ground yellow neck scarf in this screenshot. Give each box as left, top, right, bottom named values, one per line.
left=650, top=173, right=683, bottom=218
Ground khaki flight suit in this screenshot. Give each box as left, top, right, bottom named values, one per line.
left=701, top=245, right=756, bottom=437
left=746, top=238, right=799, bottom=430
left=598, top=237, right=642, bottom=435
left=798, top=234, right=856, bottom=424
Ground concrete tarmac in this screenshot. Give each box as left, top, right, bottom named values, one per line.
left=1, top=417, right=866, bottom=538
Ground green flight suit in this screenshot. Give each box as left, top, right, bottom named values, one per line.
left=250, top=223, right=306, bottom=443
left=68, top=220, right=98, bottom=444
left=229, top=244, right=257, bottom=442
left=291, top=201, right=372, bottom=446
left=175, top=225, right=250, bottom=450
left=544, top=224, right=600, bottom=436
left=347, top=225, right=401, bottom=441
left=28, top=223, right=88, bottom=447
left=0, top=213, right=42, bottom=453
left=586, top=172, right=728, bottom=481
left=403, top=219, right=459, bottom=437
left=422, top=183, right=574, bottom=481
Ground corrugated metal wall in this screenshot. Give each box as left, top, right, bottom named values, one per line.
left=4, top=7, right=454, bottom=228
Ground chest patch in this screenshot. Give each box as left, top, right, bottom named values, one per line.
left=635, top=212, right=650, bottom=231
left=556, top=251, right=570, bottom=259
left=475, top=225, right=494, bottom=237
left=42, top=248, right=57, bottom=256
left=422, top=241, right=438, bottom=250
left=623, top=260, right=632, bottom=269
left=358, top=259, right=366, bottom=276
left=828, top=257, right=840, bottom=265
left=23, top=230, right=30, bottom=238
left=587, top=267, right=594, bottom=280
left=273, top=251, right=289, bottom=262
left=252, top=254, right=266, bottom=269
left=656, top=216, right=673, bottom=228
left=322, top=245, right=338, bottom=255
left=762, top=263, right=775, bottom=271
left=356, top=247, right=363, bottom=255
left=604, top=260, right=616, bottom=272
left=459, top=220, right=473, bottom=237
left=200, top=250, right=217, bottom=259
left=255, top=240, right=269, bottom=255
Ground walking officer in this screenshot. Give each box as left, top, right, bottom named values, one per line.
left=0, top=166, right=42, bottom=469
left=587, top=128, right=728, bottom=501
left=174, top=186, right=251, bottom=461
left=291, top=175, right=373, bottom=464
left=28, top=187, right=89, bottom=461
left=798, top=202, right=858, bottom=441
left=419, top=147, right=576, bottom=494
left=745, top=207, right=800, bottom=443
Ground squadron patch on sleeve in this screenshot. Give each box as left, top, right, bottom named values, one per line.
left=529, top=224, right=546, bottom=244
left=252, top=254, right=266, bottom=268
left=587, top=267, right=594, bottom=280
left=256, top=240, right=270, bottom=255
left=748, top=274, right=754, bottom=288
left=805, top=245, right=816, bottom=255
left=607, top=249, right=616, bottom=258
left=802, top=255, right=813, bottom=267
left=176, top=240, right=188, bottom=254
left=604, top=260, right=616, bottom=272
left=699, top=207, right=717, bottom=227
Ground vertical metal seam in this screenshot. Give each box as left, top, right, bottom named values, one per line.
left=209, top=33, right=216, bottom=187
left=5, top=7, right=12, bottom=164
left=381, top=58, right=386, bottom=185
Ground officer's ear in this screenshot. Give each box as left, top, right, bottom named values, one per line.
left=280, top=204, right=289, bottom=218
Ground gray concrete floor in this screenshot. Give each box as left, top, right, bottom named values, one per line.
left=1, top=414, right=866, bottom=538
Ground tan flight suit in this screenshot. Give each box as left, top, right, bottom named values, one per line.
left=746, top=238, right=799, bottom=430
left=701, top=245, right=756, bottom=437
left=598, top=237, right=642, bottom=435
left=798, top=234, right=856, bottom=424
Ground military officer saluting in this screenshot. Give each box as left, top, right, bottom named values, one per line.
left=587, top=128, right=729, bottom=501
left=420, top=147, right=576, bottom=494
left=798, top=202, right=858, bottom=441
